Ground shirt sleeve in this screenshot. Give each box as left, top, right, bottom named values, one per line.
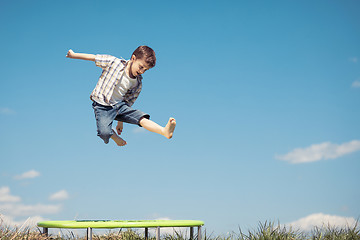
left=125, top=92, right=139, bottom=107
left=94, top=54, right=116, bottom=69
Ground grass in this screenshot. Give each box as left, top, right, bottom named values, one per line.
left=0, top=220, right=359, bottom=240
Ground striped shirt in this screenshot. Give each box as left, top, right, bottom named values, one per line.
left=90, top=54, right=143, bottom=107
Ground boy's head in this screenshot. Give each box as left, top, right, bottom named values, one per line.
left=128, top=46, right=156, bottom=78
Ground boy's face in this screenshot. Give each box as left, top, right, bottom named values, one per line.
left=128, top=55, right=151, bottom=78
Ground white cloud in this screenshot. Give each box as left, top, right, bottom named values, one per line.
left=0, top=214, right=46, bottom=228
left=0, top=203, right=61, bottom=217
left=0, top=186, right=62, bottom=229
left=349, top=57, right=358, bottom=63
left=0, top=187, right=21, bottom=203
left=14, top=170, right=40, bottom=180
left=49, top=190, right=69, bottom=201
left=133, top=127, right=147, bottom=134
left=275, top=140, right=360, bottom=164
left=352, top=80, right=360, bottom=88
left=0, top=107, right=15, bottom=115
left=135, top=215, right=187, bottom=236
left=285, top=213, right=358, bottom=231
left=153, top=217, right=186, bottom=236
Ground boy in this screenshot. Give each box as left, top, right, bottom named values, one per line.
left=66, top=46, right=176, bottom=147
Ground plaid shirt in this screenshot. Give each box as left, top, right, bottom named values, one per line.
left=90, top=54, right=143, bottom=107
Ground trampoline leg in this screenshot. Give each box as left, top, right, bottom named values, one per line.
left=198, top=226, right=202, bottom=240
left=156, top=226, right=160, bottom=240
left=43, top=227, right=48, bottom=236
left=87, top=227, right=92, bottom=240
left=190, top=227, right=194, bottom=240
left=145, top=227, right=149, bottom=240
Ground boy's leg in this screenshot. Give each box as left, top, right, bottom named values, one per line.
left=114, top=101, right=176, bottom=139
left=92, top=102, right=126, bottom=146
left=139, top=117, right=176, bottom=139
left=111, top=131, right=127, bottom=146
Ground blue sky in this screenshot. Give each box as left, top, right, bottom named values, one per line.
left=1, top=0, right=359, bottom=236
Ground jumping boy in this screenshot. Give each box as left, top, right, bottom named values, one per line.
left=66, top=46, right=176, bottom=147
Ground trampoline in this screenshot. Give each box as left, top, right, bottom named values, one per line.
left=37, top=219, right=204, bottom=240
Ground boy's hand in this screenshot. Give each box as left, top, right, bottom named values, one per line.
left=116, top=121, right=124, bottom=135
left=66, top=49, right=74, bottom=58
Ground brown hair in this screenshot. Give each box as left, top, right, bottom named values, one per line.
left=132, top=45, right=156, bottom=68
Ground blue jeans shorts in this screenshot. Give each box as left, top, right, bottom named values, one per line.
left=92, top=101, right=150, bottom=144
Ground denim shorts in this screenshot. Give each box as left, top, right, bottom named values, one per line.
left=92, top=101, right=150, bottom=143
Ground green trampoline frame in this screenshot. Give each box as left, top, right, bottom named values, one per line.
left=37, top=220, right=204, bottom=240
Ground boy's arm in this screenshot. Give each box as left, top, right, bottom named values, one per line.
left=66, top=49, right=95, bottom=61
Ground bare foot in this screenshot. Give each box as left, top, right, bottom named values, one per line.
left=111, top=132, right=127, bottom=146
left=163, top=118, right=176, bottom=139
